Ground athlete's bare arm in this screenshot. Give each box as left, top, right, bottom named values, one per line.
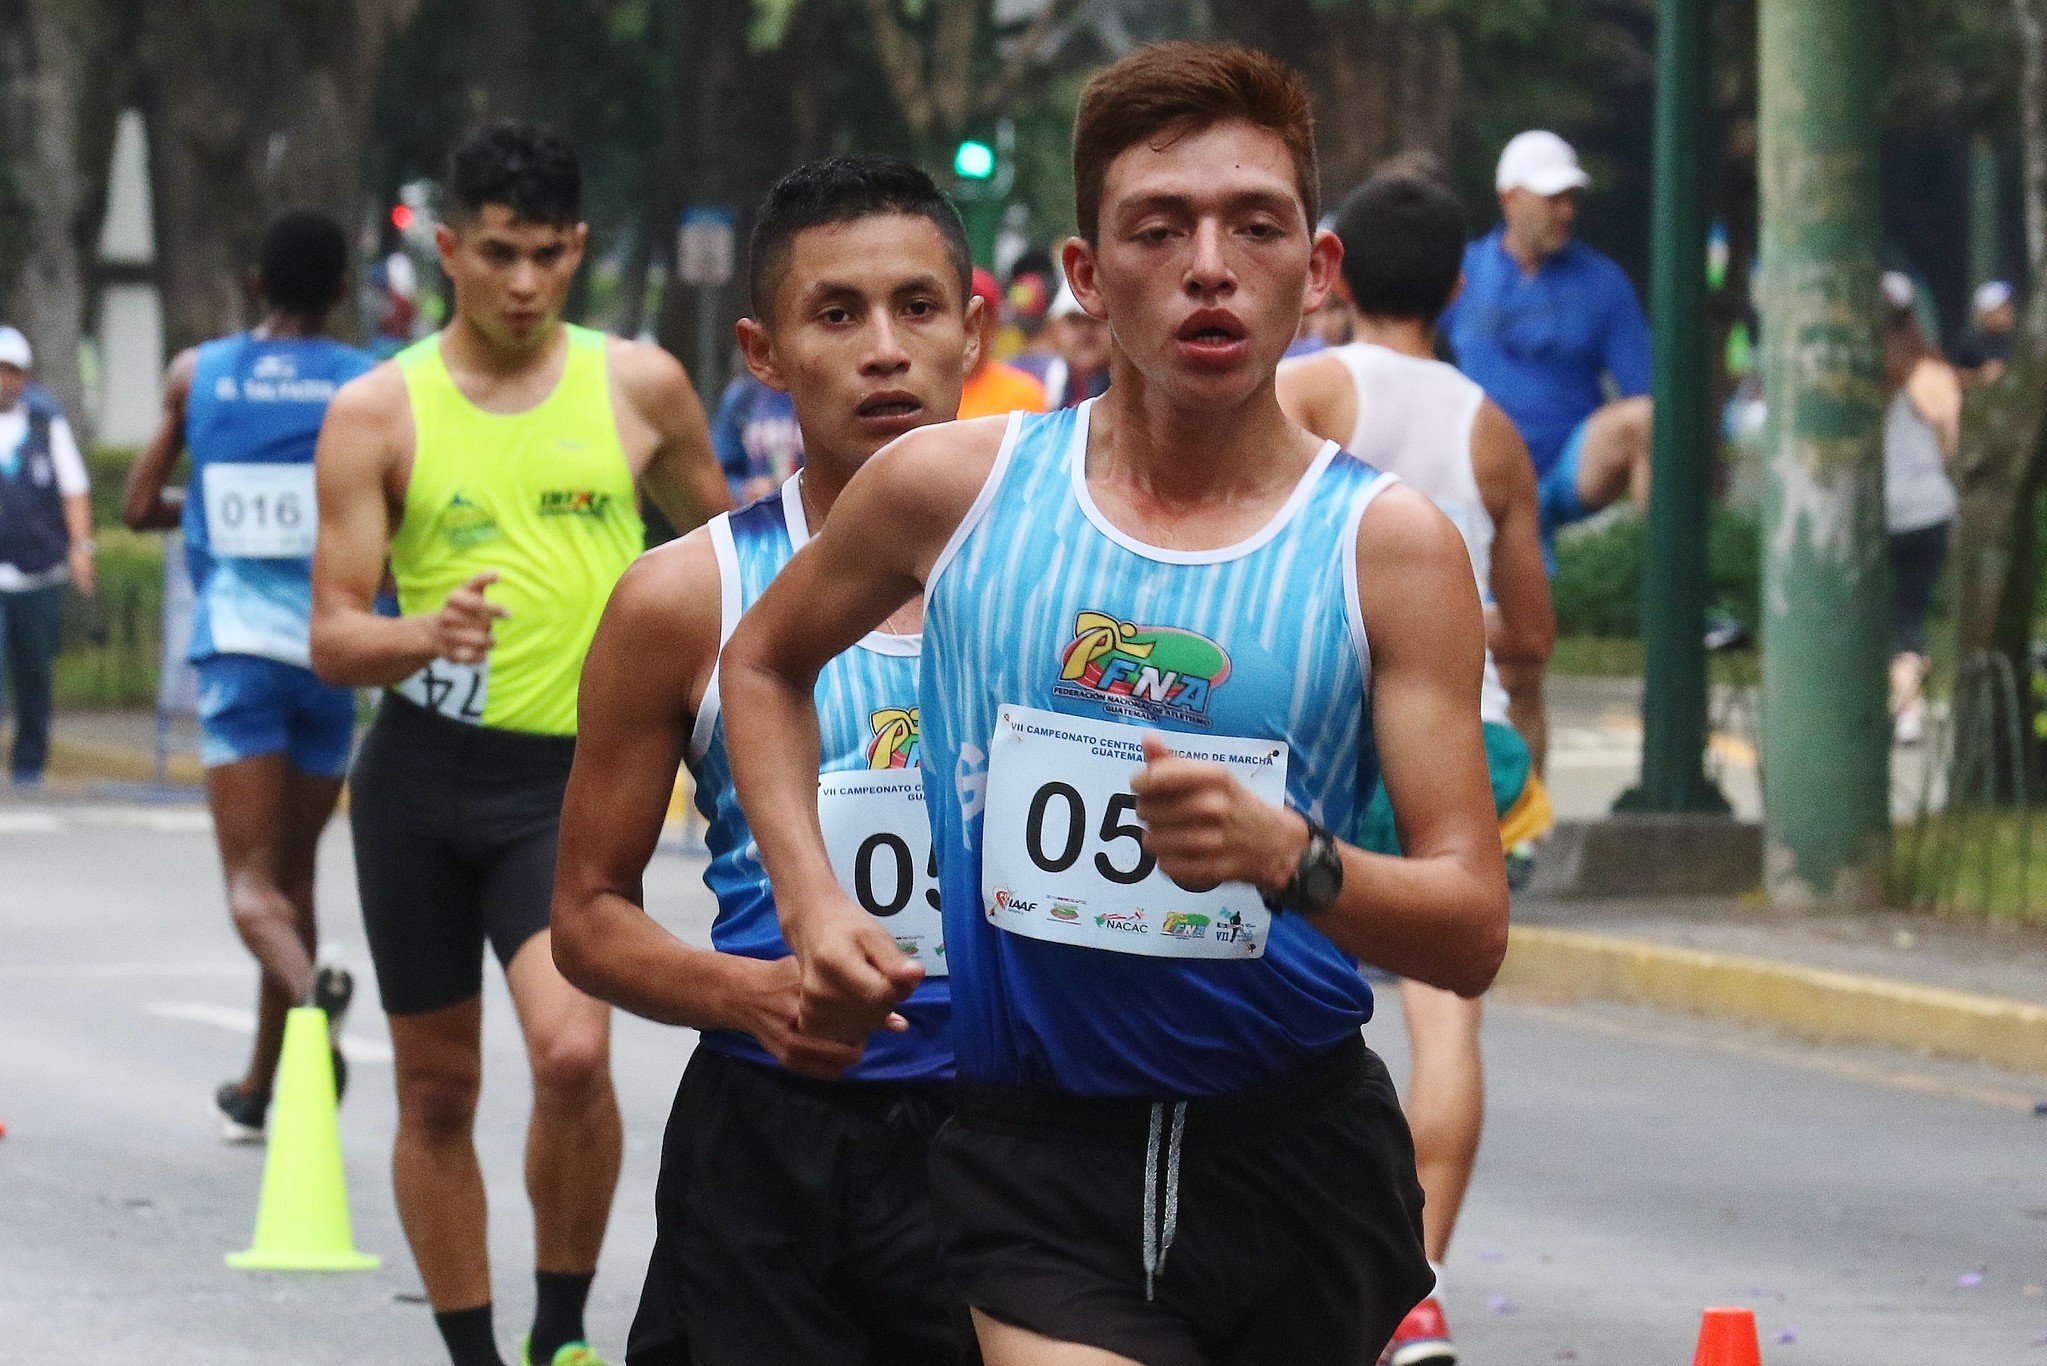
left=122, top=348, right=198, bottom=532
left=1132, top=485, right=1509, bottom=997
left=1273, top=351, right=1357, bottom=448
left=720, top=418, right=1005, bottom=1049
left=309, top=364, right=506, bottom=687
left=1472, top=399, right=1553, bottom=667
left=608, top=337, right=730, bottom=533
left=550, top=537, right=862, bottom=1076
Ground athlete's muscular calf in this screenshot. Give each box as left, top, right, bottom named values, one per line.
left=549, top=541, right=864, bottom=1079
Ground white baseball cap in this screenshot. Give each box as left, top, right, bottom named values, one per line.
left=1496, top=131, right=1591, bottom=197
left=0, top=325, right=30, bottom=370
left=1881, top=271, right=1916, bottom=310
left=1049, top=279, right=1087, bottom=321
left=1974, top=279, right=2013, bottom=316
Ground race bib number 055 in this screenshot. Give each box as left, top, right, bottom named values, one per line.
left=982, top=704, right=1288, bottom=960
left=204, top=463, right=316, bottom=559
left=395, top=658, right=489, bottom=725
left=818, top=770, right=946, bottom=976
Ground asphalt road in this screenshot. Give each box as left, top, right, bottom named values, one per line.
left=3, top=798, right=2043, bottom=1364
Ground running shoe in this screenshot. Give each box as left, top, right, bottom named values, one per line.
left=214, top=1081, right=269, bottom=1144
left=1384, top=1296, right=1457, bottom=1365
left=313, top=964, right=354, bottom=1103
left=521, top=1338, right=608, bottom=1366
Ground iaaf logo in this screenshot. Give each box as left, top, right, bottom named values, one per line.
left=1094, top=911, right=1148, bottom=934
left=992, top=889, right=1040, bottom=915
left=1055, top=611, right=1230, bottom=726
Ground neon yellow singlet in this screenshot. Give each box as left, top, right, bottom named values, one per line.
left=391, top=324, right=643, bottom=735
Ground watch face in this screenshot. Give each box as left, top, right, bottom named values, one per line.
left=1299, top=834, right=1343, bottom=913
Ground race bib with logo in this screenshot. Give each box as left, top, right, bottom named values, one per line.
left=818, top=770, right=946, bottom=976
left=395, top=657, right=489, bottom=725
left=982, top=704, right=1288, bottom=959
left=204, top=463, right=316, bottom=559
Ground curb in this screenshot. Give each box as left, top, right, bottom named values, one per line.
left=47, top=735, right=204, bottom=787
left=1497, top=924, right=2047, bottom=1077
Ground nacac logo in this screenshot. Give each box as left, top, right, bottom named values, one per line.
left=537, top=489, right=615, bottom=518
left=866, top=707, right=920, bottom=770
left=1055, top=611, right=1230, bottom=725
left=992, top=889, right=1040, bottom=915
left=1094, top=910, right=1147, bottom=934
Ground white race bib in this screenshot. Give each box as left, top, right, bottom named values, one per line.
left=395, top=658, right=489, bottom=725
left=818, top=770, right=946, bottom=976
left=204, top=463, right=316, bottom=558
left=982, top=704, right=1288, bottom=959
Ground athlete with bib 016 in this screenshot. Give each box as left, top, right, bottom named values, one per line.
left=310, top=123, right=728, bottom=1366
left=123, top=210, right=372, bottom=1144
left=1279, top=170, right=1556, bottom=1366
left=719, top=43, right=1509, bottom=1366
left=552, top=156, right=980, bottom=1366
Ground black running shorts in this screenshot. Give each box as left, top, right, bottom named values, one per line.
left=930, top=1036, right=1432, bottom=1366
left=626, top=1046, right=975, bottom=1366
left=349, top=694, right=574, bottom=1016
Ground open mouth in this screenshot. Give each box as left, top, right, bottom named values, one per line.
left=1176, top=311, right=1249, bottom=346
left=857, top=393, right=923, bottom=420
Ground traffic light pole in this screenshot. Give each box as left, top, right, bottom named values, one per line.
left=1622, top=0, right=1729, bottom=815
left=1757, top=0, right=1891, bottom=906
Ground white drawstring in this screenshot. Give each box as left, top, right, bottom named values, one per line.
left=1142, top=1101, right=1189, bottom=1301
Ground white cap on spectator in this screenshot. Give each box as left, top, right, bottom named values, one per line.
left=0, top=325, right=30, bottom=370
left=1882, top=271, right=1916, bottom=310
left=1974, top=279, right=2013, bottom=316
left=1049, top=279, right=1086, bottom=320
left=1496, top=131, right=1591, bottom=196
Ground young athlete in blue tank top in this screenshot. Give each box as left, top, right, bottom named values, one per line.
left=551, top=157, right=981, bottom=1366
left=719, top=45, right=1510, bottom=1366
left=123, top=211, right=372, bottom=1146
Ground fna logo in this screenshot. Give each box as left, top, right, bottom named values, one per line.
left=1055, top=611, right=1231, bottom=725
left=866, top=707, right=920, bottom=769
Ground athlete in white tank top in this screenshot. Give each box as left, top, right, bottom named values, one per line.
left=1329, top=342, right=1510, bottom=724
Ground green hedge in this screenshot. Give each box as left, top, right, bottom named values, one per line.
left=1550, top=506, right=1761, bottom=640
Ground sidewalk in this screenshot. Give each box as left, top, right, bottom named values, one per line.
left=1, top=707, right=204, bottom=790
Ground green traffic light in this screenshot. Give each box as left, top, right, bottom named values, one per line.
left=954, top=139, right=996, bottom=180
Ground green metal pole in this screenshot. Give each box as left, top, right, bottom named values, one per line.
left=1625, top=0, right=1728, bottom=814
left=1758, top=0, right=1891, bottom=905
left=1969, top=134, right=2001, bottom=293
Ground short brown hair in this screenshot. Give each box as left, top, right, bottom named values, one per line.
left=1071, top=42, right=1319, bottom=243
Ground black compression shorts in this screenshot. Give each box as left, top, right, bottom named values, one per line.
left=627, top=1046, right=976, bottom=1366
left=930, top=1037, right=1432, bottom=1366
left=349, top=693, right=574, bottom=1016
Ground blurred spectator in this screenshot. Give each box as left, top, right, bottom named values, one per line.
left=710, top=364, right=803, bottom=506
left=959, top=269, right=1049, bottom=420
left=0, top=325, right=94, bottom=788
left=1443, top=130, right=1653, bottom=572
left=1286, top=293, right=1355, bottom=358
left=1881, top=272, right=1962, bottom=745
left=1951, top=279, right=2016, bottom=387
left=1002, top=269, right=1055, bottom=377
left=1043, top=280, right=1112, bottom=409
left=366, top=251, right=421, bottom=360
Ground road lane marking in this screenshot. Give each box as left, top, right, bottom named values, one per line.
left=144, top=1001, right=394, bottom=1063
left=0, top=960, right=247, bottom=979
left=0, top=805, right=212, bottom=834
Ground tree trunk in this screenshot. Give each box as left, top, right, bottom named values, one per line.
left=0, top=0, right=122, bottom=442
left=142, top=0, right=420, bottom=356
left=1212, top=0, right=1461, bottom=193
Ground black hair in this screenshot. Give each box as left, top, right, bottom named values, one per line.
left=1334, top=172, right=1467, bottom=324
left=259, top=210, right=349, bottom=315
left=747, top=155, right=972, bottom=321
left=445, top=121, right=581, bottom=227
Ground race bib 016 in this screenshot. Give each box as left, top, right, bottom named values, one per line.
left=395, top=658, right=489, bottom=725
left=204, top=463, right=316, bottom=559
left=982, top=704, right=1288, bottom=960
left=818, top=770, right=946, bottom=976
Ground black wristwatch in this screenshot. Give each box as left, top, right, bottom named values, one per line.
left=1262, top=813, right=1343, bottom=916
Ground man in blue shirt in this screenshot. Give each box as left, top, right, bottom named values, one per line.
left=1443, top=131, right=1653, bottom=568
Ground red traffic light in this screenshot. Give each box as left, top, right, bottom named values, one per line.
left=391, top=204, right=414, bottom=231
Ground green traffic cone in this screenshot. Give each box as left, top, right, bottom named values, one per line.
left=226, top=1006, right=379, bottom=1271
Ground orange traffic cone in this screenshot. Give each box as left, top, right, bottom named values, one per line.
left=1693, top=1306, right=1762, bottom=1366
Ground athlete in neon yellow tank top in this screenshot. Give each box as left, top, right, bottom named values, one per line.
left=307, top=122, right=729, bottom=1366
left=392, top=324, right=642, bottom=734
